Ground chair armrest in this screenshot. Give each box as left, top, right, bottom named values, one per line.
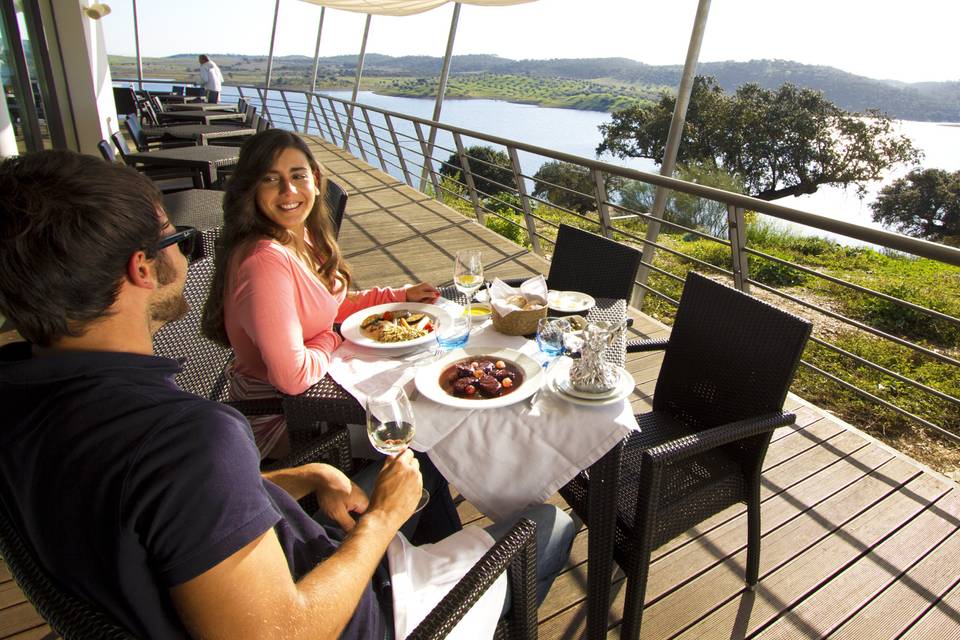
left=408, top=518, right=537, bottom=640
left=643, top=411, right=796, bottom=467
left=224, top=397, right=284, bottom=416
left=625, top=338, right=669, bottom=354
left=261, top=423, right=351, bottom=473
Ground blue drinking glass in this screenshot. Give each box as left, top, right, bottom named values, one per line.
left=435, top=313, right=471, bottom=351
left=536, top=317, right=570, bottom=365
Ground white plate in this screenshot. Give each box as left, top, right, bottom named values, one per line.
left=415, top=346, right=544, bottom=409
left=548, top=359, right=635, bottom=407
left=547, top=290, right=596, bottom=313
left=340, top=302, right=451, bottom=353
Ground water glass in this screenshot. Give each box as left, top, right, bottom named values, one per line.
left=536, top=317, right=571, bottom=363
left=435, top=313, right=472, bottom=351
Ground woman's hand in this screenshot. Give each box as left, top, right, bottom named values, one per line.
left=405, top=282, right=440, bottom=303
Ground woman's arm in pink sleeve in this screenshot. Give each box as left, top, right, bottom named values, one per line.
left=334, top=286, right=408, bottom=323
left=234, top=251, right=343, bottom=395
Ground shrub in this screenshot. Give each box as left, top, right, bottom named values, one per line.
left=840, top=283, right=960, bottom=345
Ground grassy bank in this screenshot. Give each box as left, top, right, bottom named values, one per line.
left=437, top=180, right=960, bottom=473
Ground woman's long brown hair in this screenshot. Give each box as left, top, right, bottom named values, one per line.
left=201, top=129, right=352, bottom=346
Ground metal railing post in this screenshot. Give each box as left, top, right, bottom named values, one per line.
left=361, top=107, right=389, bottom=173
left=318, top=98, right=337, bottom=143
left=280, top=90, right=298, bottom=132
left=507, top=147, right=543, bottom=255
left=349, top=110, right=369, bottom=163
left=727, top=205, right=750, bottom=293
left=592, top=168, right=614, bottom=238
left=454, top=132, right=483, bottom=224
left=414, top=121, right=441, bottom=198
left=328, top=98, right=348, bottom=146
left=385, top=114, right=413, bottom=187
left=305, top=95, right=322, bottom=136
left=257, top=88, right=273, bottom=124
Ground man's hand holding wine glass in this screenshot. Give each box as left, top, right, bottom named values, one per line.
left=367, top=449, right=424, bottom=529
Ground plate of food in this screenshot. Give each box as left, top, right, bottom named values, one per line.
left=340, top=302, right=451, bottom=352
left=415, top=346, right=544, bottom=409
left=547, top=290, right=596, bottom=314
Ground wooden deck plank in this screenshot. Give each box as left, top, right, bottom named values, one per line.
left=671, top=470, right=950, bottom=639
left=0, top=602, right=44, bottom=639
left=759, top=489, right=960, bottom=638
left=0, top=581, right=27, bottom=612
left=896, top=576, right=960, bottom=639
left=830, top=498, right=960, bottom=638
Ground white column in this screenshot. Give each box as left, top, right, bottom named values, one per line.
left=0, top=60, right=17, bottom=157
left=43, top=0, right=119, bottom=155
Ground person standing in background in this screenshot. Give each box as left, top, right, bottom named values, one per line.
left=197, top=55, right=223, bottom=104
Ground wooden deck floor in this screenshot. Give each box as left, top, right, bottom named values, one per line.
left=2, top=136, right=959, bottom=639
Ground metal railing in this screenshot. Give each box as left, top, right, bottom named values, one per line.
left=122, top=79, right=960, bottom=445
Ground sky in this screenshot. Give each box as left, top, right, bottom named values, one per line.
left=103, top=0, right=960, bottom=84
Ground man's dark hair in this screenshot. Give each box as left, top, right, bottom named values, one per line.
left=0, top=150, right=164, bottom=346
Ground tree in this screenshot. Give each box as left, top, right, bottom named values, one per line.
left=870, top=168, right=960, bottom=243
left=440, top=145, right=516, bottom=197
left=597, top=77, right=922, bottom=202
left=532, top=161, right=622, bottom=214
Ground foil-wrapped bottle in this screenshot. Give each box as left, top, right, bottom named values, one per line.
left=569, top=321, right=624, bottom=393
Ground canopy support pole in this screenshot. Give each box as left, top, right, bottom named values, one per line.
left=343, top=13, right=371, bottom=150
left=419, top=1, right=461, bottom=190
left=264, top=0, right=282, bottom=90
left=131, top=0, right=143, bottom=90
left=633, top=0, right=711, bottom=307
left=304, top=6, right=327, bottom=131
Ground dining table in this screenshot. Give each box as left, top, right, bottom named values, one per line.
left=144, top=123, right=256, bottom=145
left=163, top=103, right=238, bottom=113
left=157, top=110, right=246, bottom=125
left=288, top=286, right=633, bottom=640
left=126, top=145, right=240, bottom=188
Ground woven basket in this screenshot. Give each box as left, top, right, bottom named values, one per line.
left=492, top=304, right=548, bottom=336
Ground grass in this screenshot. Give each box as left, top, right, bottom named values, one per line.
left=437, top=183, right=960, bottom=473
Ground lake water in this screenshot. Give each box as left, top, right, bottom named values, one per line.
left=206, top=84, right=960, bottom=245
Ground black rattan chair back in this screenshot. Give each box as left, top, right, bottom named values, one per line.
left=244, top=103, right=257, bottom=126
left=124, top=117, right=149, bottom=152
left=97, top=139, right=116, bottom=163
left=0, top=483, right=135, bottom=639
left=653, top=272, right=812, bottom=431
left=110, top=131, right=132, bottom=164
left=152, top=249, right=232, bottom=402
left=185, top=86, right=206, bottom=98
left=546, top=224, right=641, bottom=300
left=325, top=179, right=348, bottom=237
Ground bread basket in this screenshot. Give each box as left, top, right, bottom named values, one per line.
left=491, top=303, right=548, bottom=336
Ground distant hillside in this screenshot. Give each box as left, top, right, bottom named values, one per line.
left=117, top=53, right=960, bottom=121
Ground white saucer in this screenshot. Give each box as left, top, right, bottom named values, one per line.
left=548, top=360, right=635, bottom=407
left=556, top=372, right=621, bottom=399
left=547, top=290, right=596, bottom=313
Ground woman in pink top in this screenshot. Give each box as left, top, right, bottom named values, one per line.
left=203, top=130, right=439, bottom=459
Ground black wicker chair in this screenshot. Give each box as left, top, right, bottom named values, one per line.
left=326, top=178, right=348, bottom=236
left=502, top=223, right=641, bottom=301
left=559, top=272, right=812, bottom=640
left=97, top=139, right=116, bottom=163
left=110, top=131, right=202, bottom=191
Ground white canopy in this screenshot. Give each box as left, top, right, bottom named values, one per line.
left=297, top=0, right=535, bottom=17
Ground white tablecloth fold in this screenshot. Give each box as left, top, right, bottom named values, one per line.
left=328, top=299, right=639, bottom=521
left=387, top=527, right=507, bottom=640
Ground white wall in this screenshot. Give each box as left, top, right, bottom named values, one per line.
left=0, top=59, right=18, bottom=157
left=44, top=0, right=118, bottom=154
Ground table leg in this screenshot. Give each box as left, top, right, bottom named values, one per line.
left=586, top=442, right=623, bottom=640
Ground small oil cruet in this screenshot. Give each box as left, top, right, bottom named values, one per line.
left=568, top=321, right=625, bottom=394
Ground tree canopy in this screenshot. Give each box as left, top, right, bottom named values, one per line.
left=870, top=168, right=960, bottom=244
left=531, top=161, right=621, bottom=214
left=597, top=76, right=922, bottom=202
left=440, top=145, right=517, bottom=197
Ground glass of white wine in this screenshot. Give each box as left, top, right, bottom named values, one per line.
left=365, top=386, right=429, bottom=512
left=454, top=249, right=484, bottom=319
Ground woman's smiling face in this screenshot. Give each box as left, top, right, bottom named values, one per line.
left=255, top=147, right=320, bottom=233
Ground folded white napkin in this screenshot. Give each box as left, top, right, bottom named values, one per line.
left=489, top=276, right=548, bottom=319
left=387, top=528, right=506, bottom=640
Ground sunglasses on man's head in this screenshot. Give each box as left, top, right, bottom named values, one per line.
left=157, top=226, right=202, bottom=261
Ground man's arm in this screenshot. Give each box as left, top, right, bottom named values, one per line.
left=171, top=451, right=422, bottom=640
left=264, top=463, right=369, bottom=531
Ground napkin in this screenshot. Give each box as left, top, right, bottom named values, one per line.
left=387, top=528, right=506, bottom=640
left=489, top=276, right=548, bottom=319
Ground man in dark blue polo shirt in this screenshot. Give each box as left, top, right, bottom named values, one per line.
left=0, top=151, right=574, bottom=639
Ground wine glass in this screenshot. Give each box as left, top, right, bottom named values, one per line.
left=454, top=249, right=484, bottom=318
left=366, top=386, right=429, bottom=512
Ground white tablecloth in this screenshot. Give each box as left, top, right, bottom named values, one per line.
left=328, top=300, right=639, bottom=521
